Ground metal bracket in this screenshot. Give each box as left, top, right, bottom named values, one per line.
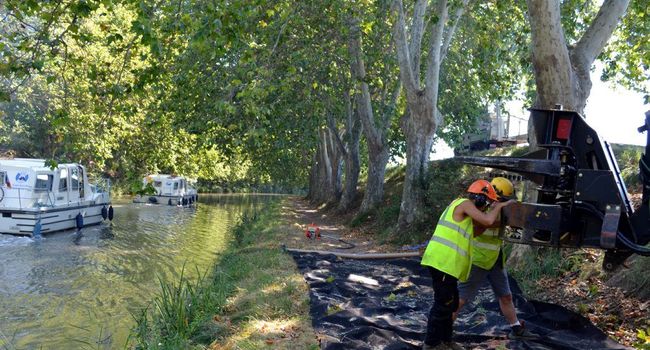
left=600, top=204, right=620, bottom=249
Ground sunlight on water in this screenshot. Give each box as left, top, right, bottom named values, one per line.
left=0, top=194, right=279, bottom=349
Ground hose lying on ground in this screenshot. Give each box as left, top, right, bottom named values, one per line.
left=283, top=246, right=421, bottom=260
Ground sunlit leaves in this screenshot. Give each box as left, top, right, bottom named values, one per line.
left=600, top=0, right=649, bottom=96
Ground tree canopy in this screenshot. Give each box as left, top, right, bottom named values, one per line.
left=0, top=0, right=646, bottom=206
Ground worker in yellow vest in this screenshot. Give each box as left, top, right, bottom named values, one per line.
left=455, top=177, right=537, bottom=340
left=421, top=179, right=515, bottom=350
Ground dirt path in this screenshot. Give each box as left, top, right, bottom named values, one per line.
left=279, top=197, right=395, bottom=254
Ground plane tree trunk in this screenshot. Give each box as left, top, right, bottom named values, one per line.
left=347, top=15, right=398, bottom=214
left=307, top=127, right=343, bottom=205
left=526, top=0, right=629, bottom=145
left=328, top=91, right=362, bottom=213
left=392, top=0, right=468, bottom=229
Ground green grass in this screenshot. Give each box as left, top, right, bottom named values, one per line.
left=130, top=201, right=316, bottom=349
left=506, top=247, right=579, bottom=296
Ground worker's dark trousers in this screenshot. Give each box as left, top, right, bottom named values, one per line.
left=424, top=267, right=459, bottom=346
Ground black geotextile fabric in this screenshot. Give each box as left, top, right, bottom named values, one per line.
left=289, top=252, right=631, bottom=350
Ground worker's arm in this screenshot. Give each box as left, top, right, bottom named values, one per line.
left=474, top=208, right=502, bottom=236
left=454, top=199, right=515, bottom=227
left=473, top=221, right=487, bottom=236
left=483, top=206, right=503, bottom=229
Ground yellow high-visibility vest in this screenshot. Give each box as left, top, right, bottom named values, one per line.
left=472, top=227, right=505, bottom=270
left=421, top=198, right=474, bottom=282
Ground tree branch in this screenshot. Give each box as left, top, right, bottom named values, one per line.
left=268, top=9, right=294, bottom=62
left=392, top=0, right=418, bottom=94
left=424, top=0, right=447, bottom=101
left=440, top=0, right=470, bottom=62
left=408, top=0, right=428, bottom=84
left=348, top=15, right=381, bottom=145
left=572, top=0, right=629, bottom=69
left=327, top=112, right=347, bottom=156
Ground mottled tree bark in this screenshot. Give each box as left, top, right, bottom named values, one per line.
left=392, top=0, right=468, bottom=229
left=328, top=91, right=362, bottom=213
left=307, top=127, right=343, bottom=205
left=526, top=0, right=629, bottom=145
left=347, top=16, right=396, bottom=214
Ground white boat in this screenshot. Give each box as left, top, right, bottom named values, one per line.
left=0, top=158, right=113, bottom=237
left=133, top=174, right=198, bottom=206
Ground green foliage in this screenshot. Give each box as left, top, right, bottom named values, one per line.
left=601, top=0, right=650, bottom=97
left=611, top=145, right=644, bottom=190
left=635, top=327, right=650, bottom=350
left=136, top=182, right=157, bottom=196
left=438, top=1, right=532, bottom=148
left=508, top=248, right=578, bottom=296
left=0, top=0, right=645, bottom=197
left=423, top=159, right=475, bottom=225
left=44, top=159, right=58, bottom=170
left=131, top=264, right=229, bottom=349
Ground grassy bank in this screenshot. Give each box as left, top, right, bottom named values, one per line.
left=131, top=201, right=317, bottom=349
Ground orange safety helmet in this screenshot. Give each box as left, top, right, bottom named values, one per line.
left=467, top=179, right=499, bottom=202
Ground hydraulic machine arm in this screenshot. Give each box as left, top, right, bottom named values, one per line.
left=457, top=108, right=650, bottom=270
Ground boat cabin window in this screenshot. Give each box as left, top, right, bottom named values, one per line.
left=35, top=173, right=53, bottom=192
left=59, top=168, right=68, bottom=191
left=71, top=167, right=80, bottom=191
left=173, top=182, right=179, bottom=190
left=153, top=181, right=162, bottom=188
left=0, top=171, right=5, bottom=186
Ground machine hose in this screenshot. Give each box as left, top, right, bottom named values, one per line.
left=283, top=246, right=421, bottom=260
left=617, top=232, right=650, bottom=256
left=575, top=202, right=650, bottom=256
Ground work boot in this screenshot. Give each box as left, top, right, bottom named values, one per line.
left=508, top=324, right=539, bottom=340
left=444, top=341, right=465, bottom=350
left=422, top=342, right=449, bottom=350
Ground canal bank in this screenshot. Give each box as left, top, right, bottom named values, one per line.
left=131, top=196, right=413, bottom=349
left=0, top=194, right=281, bottom=349
left=132, top=197, right=320, bottom=349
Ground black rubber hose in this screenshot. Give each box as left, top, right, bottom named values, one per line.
left=575, top=202, right=650, bottom=256
left=617, top=232, right=650, bottom=256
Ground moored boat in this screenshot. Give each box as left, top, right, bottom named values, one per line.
left=133, top=174, right=198, bottom=206
left=0, top=158, right=113, bottom=237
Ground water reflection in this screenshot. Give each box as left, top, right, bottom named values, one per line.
left=0, top=194, right=279, bottom=349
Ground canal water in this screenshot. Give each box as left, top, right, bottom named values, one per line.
left=0, top=194, right=279, bottom=349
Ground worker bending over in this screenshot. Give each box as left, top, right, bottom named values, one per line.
left=455, top=177, right=537, bottom=340
left=420, top=180, right=515, bottom=350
